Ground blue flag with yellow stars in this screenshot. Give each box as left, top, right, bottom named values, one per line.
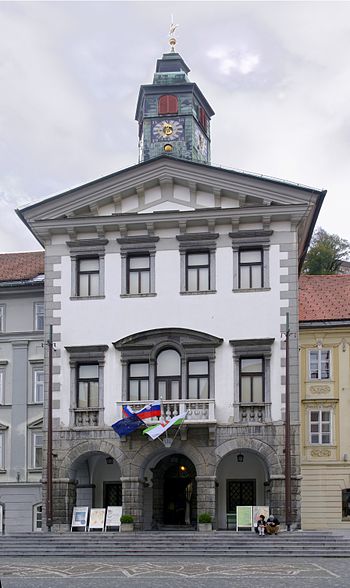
left=111, top=413, right=144, bottom=437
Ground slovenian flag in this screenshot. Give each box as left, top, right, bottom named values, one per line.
left=123, top=401, right=161, bottom=420
left=144, top=411, right=187, bottom=440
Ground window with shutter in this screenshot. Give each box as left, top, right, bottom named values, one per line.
left=158, top=95, right=178, bottom=115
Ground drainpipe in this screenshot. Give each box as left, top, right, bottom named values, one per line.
left=284, top=312, right=291, bottom=531
left=46, top=324, right=53, bottom=532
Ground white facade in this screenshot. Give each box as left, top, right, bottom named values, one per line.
left=18, top=155, right=324, bottom=531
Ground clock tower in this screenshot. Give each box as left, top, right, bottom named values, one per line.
left=135, top=47, right=214, bottom=164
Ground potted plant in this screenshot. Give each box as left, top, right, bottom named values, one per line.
left=119, top=514, right=134, bottom=532
left=198, top=512, right=213, bottom=532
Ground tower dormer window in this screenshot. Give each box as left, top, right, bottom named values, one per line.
left=158, top=95, right=178, bottom=115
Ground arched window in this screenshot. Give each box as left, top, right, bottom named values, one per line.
left=158, top=95, right=178, bottom=115
left=33, top=503, right=43, bottom=531
left=156, top=349, right=181, bottom=400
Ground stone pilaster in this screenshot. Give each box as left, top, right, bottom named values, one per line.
left=121, top=476, right=144, bottom=530
left=196, top=475, right=216, bottom=528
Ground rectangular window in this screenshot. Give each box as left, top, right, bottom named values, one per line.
left=77, top=258, right=100, bottom=297
left=34, top=370, right=44, bottom=404
left=310, top=410, right=331, bottom=444
left=33, top=432, right=43, bottom=468
left=0, top=305, right=5, bottom=332
left=186, top=252, right=210, bottom=291
left=77, top=364, right=99, bottom=408
left=240, top=358, right=264, bottom=403
left=127, top=255, right=150, bottom=294
left=188, top=360, right=209, bottom=399
left=128, top=363, right=149, bottom=401
left=0, top=370, right=4, bottom=404
left=239, top=249, right=263, bottom=289
left=309, top=349, right=331, bottom=380
left=34, top=302, right=44, bottom=331
left=0, top=433, right=3, bottom=469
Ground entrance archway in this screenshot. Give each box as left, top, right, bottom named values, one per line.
left=69, top=451, right=122, bottom=509
left=152, top=454, right=197, bottom=528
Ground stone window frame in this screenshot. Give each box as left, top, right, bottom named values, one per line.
left=28, top=419, right=43, bottom=471
left=114, top=328, right=223, bottom=402
left=0, top=428, right=5, bottom=470
left=176, top=233, right=219, bottom=295
left=230, top=338, right=274, bottom=423
left=0, top=304, right=5, bottom=332
left=230, top=230, right=273, bottom=292
left=117, top=236, right=159, bottom=298
left=65, top=345, right=109, bottom=427
left=0, top=368, right=4, bottom=405
left=309, top=407, right=333, bottom=445
left=33, top=302, right=44, bottom=331
left=308, top=348, right=331, bottom=381
left=67, top=239, right=108, bottom=299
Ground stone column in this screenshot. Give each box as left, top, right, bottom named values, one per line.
left=43, top=477, right=76, bottom=532
left=121, top=476, right=144, bottom=530
left=196, top=475, right=216, bottom=528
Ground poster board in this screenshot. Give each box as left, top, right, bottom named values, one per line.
left=105, top=506, right=122, bottom=531
left=253, top=506, right=270, bottom=531
left=236, top=506, right=252, bottom=531
left=71, top=507, right=89, bottom=532
left=0, top=504, right=3, bottom=534
left=88, top=508, right=106, bottom=531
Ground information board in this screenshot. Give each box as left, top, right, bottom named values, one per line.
left=236, top=506, right=252, bottom=531
left=71, top=507, right=89, bottom=532
left=105, top=506, right=122, bottom=530
left=88, top=508, right=106, bottom=531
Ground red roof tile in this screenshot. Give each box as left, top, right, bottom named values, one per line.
left=299, top=275, right=350, bottom=322
left=0, top=252, right=44, bottom=282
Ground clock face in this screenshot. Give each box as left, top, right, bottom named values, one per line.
left=151, top=118, right=185, bottom=142
left=195, top=127, right=208, bottom=158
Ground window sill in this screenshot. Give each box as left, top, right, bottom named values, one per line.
left=232, top=287, right=271, bottom=293
left=180, top=290, right=217, bottom=296
left=0, top=469, right=6, bottom=474
left=120, top=293, right=157, bottom=298
left=70, top=295, right=105, bottom=301
left=28, top=468, right=42, bottom=473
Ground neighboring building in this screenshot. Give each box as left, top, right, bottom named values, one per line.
left=0, top=252, right=44, bottom=532
left=17, top=46, right=325, bottom=531
left=300, top=274, right=350, bottom=530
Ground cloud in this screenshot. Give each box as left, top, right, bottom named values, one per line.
left=208, top=45, right=260, bottom=76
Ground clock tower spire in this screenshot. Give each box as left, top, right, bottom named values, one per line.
left=135, top=39, right=214, bottom=164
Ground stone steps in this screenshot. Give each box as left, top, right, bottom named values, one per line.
left=1, top=531, right=350, bottom=558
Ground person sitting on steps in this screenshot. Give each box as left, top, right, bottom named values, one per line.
left=266, top=514, right=280, bottom=535
left=256, top=514, right=266, bottom=536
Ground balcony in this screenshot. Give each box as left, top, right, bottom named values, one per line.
left=115, top=399, right=216, bottom=424
left=74, top=408, right=100, bottom=427
left=236, top=403, right=271, bottom=424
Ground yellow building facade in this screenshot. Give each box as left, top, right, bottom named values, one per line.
left=300, top=275, right=350, bottom=529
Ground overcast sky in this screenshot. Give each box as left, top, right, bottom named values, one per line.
left=1, top=1, right=349, bottom=252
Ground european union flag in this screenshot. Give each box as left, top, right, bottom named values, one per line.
left=112, top=413, right=144, bottom=437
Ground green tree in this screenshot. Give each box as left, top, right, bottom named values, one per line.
left=302, top=228, right=350, bottom=274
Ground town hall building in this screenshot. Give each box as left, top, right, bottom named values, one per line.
left=17, top=41, right=325, bottom=531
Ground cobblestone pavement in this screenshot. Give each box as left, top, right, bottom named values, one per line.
left=0, top=557, right=349, bottom=588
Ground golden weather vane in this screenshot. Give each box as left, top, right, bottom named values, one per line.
left=168, top=14, right=179, bottom=52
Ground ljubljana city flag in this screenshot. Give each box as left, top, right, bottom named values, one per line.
left=112, top=413, right=143, bottom=437
left=122, top=401, right=161, bottom=420
left=144, top=411, right=187, bottom=440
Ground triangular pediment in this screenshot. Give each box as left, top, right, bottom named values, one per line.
left=28, top=418, right=43, bottom=430
left=18, top=156, right=323, bottom=224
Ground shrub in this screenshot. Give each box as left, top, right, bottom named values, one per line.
left=120, top=514, right=134, bottom=524
left=198, top=512, right=212, bottom=524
